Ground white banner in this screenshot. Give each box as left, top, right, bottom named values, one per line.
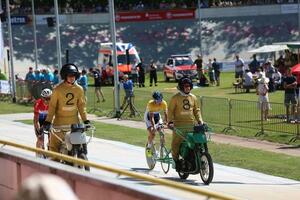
left=0, top=80, right=11, bottom=94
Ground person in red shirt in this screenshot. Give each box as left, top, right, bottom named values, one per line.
left=34, top=88, right=52, bottom=154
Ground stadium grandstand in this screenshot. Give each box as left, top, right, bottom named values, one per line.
left=1, top=0, right=296, bottom=15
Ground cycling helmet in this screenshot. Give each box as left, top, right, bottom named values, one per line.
left=41, top=88, right=52, bottom=98
left=178, top=77, right=193, bottom=94
left=152, top=91, right=163, bottom=102
left=60, top=63, right=80, bottom=80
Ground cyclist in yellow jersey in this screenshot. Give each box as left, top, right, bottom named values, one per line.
left=168, top=77, right=203, bottom=171
left=144, top=91, right=168, bottom=156
left=43, top=63, right=90, bottom=159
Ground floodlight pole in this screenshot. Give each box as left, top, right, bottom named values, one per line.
left=109, top=0, right=120, bottom=118
left=6, top=0, right=16, bottom=103
left=31, top=0, right=38, bottom=69
left=197, top=0, right=202, bottom=56
left=54, top=0, right=62, bottom=69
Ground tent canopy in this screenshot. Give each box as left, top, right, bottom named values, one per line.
left=248, top=44, right=289, bottom=53
left=273, top=42, right=300, bottom=49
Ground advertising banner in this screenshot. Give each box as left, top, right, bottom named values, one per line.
left=116, top=9, right=195, bottom=22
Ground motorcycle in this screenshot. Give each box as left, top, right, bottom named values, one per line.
left=173, top=124, right=214, bottom=185
left=50, top=123, right=95, bottom=171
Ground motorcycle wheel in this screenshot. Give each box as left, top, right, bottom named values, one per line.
left=159, top=146, right=170, bottom=174
left=73, top=146, right=90, bottom=171
left=78, top=153, right=90, bottom=171
left=178, top=171, right=189, bottom=180
left=145, top=143, right=156, bottom=170
left=199, top=152, right=214, bottom=185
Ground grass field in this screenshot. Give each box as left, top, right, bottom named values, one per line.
left=17, top=119, right=300, bottom=181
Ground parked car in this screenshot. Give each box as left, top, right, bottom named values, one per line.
left=163, top=54, right=197, bottom=82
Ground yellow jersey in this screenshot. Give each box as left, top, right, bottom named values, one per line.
left=168, top=92, right=202, bottom=127
left=146, top=100, right=167, bottom=114
left=45, top=82, right=88, bottom=126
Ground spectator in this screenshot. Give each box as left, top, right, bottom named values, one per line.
left=212, top=58, right=221, bottom=86
left=256, top=75, right=270, bottom=121
left=78, top=69, right=88, bottom=97
left=249, top=54, right=260, bottom=74
left=42, top=68, right=54, bottom=85
left=283, top=68, right=297, bottom=123
left=149, top=61, right=158, bottom=87
left=89, top=67, right=105, bottom=102
left=25, top=67, right=35, bottom=101
left=264, top=60, right=275, bottom=92
left=120, top=74, right=135, bottom=116
left=131, top=59, right=139, bottom=87
left=234, top=54, right=245, bottom=79
left=193, top=54, right=203, bottom=85
left=15, top=174, right=79, bottom=200
left=137, top=58, right=145, bottom=87
left=207, top=58, right=215, bottom=85
left=243, top=69, right=253, bottom=93
left=53, top=69, right=60, bottom=86
left=272, top=68, right=282, bottom=90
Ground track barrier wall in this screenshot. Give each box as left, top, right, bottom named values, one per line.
left=0, top=140, right=237, bottom=200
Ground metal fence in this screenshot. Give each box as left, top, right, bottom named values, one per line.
left=200, top=96, right=300, bottom=143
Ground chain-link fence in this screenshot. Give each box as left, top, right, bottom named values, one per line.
left=200, top=96, right=300, bottom=142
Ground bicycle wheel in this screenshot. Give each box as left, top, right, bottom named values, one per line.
left=159, top=145, right=170, bottom=174
left=145, top=143, right=156, bottom=170
left=199, top=152, right=214, bottom=185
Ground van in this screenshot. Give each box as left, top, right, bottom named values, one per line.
left=97, top=42, right=141, bottom=84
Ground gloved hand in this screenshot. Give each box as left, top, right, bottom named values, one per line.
left=84, top=120, right=91, bottom=129
left=42, top=121, right=51, bottom=132
left=167, top=122, right=174, bottom=130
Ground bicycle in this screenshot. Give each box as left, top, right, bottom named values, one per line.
left=173, top=124, right=214, bottom=185
left=49, top=123, right=95, bottom=171
left=145, top=123, right=172, bottom=174
left=36, top=128, right=50, bottom=159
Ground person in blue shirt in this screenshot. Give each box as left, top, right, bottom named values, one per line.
left=120, top=74, right=135, bottom=116
left=42, top=68, right=54, bottom=84
left=25, top=67, right=36, bottom=101
left=78, top=69, right=88, bottom=97
left=52, top=69, right=59, bottom=86
left=34, top=69, right=44, bottom=82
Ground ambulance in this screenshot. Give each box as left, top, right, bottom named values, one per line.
left=97, top=42, right=141, bottom=84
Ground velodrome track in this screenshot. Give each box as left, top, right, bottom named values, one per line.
left=0, top=113, right=300, bottom=200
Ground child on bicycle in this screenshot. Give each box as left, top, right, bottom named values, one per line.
left=144, top=91, right=168, bottom=157
left=168, top=77, right=203, bottom=171
left=34, top=88, right=52, bottom=154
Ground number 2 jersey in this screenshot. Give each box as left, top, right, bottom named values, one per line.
left=34, top=98, right=49, bottom=125
left=45, top=82, right=88, bottom=126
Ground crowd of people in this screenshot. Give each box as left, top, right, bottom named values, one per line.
left=6, top=0, right=295, bottom=15
left=232, top=50, right=299, bottom=122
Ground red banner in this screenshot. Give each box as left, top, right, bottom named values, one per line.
left=115, top=9, right=195, bottom=22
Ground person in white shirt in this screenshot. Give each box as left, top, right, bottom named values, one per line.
left=234, top=54, right=245, bottom=79
left=243, top=69, right=253, bottom=93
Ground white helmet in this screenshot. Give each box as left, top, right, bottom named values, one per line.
left=41, top=88, right=52, bottom=98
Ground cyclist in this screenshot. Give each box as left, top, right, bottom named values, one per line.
left=144, top=91, right=168, bottom=157
left=168, top=77, right=203, bottom=171
left=34, top=88, right=52, bottom=153
left=43, top=63, right=90, bottom=160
